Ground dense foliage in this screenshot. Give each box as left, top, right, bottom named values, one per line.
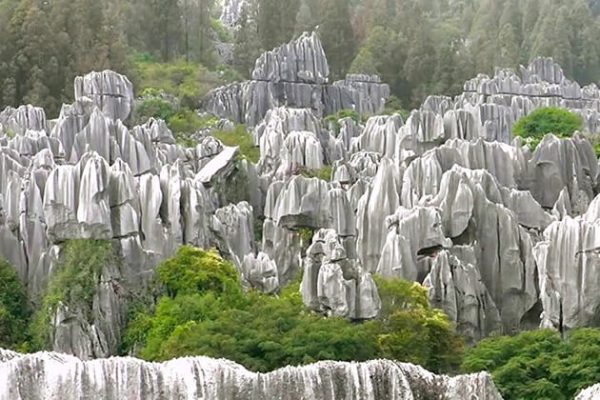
left=0, top=0, right=130, bottom=115
left=30, top=240, right=115, bottom=350
left=2, top=0, right=600, bottom=113
left=124, top=246, right=463, bottom=373
left=131, top=57, right=223, bottom=107
left=513, top=107, right=583, bottom=149
left=463, top=329, right=600, bottom=400
left=212, top=125, right=260, bottom=163
left=0, top=259, right=29, bottom=349
left=130, top=57, right=242, bottom=146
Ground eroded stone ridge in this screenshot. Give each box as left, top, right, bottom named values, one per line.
left=203, top=32, right=390, bottom=126
left=0, top=350, right=503, bottom=400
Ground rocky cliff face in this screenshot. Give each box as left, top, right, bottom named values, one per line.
left=0, top=350, right=503, bottom=400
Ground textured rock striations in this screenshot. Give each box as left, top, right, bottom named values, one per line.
left=0, top=350, right=503, bottom=400
left=4, top=27, right=600, bottom=376
left=203, top=32, right=390, bottom=126
left=0, top=71, right=245, bottom=359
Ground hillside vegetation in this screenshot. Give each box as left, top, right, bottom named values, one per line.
left=1, top=0, right=600, bottom=112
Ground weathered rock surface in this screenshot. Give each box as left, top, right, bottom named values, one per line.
left=424, top=249, right=502, bottom=343
left=4, top=30, right=600, bottom=375
left=577, top=384, right=600, bottom=400
left=0, top=350, right=504, bottom=400
left=534, top=195, right=600, bottom=331
left=301, top=229, right=380, bottom=319
left=74, top=70, right=134, bottom=121
left=203, top=32, right=390, bottom=126
left=0, top=71, right=246, bottom=359
left=252, top=31, right=329, bottom=84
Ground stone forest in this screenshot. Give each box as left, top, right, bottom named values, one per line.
left=3, top=0, right=600, bottom=399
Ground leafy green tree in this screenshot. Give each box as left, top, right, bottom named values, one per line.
left=463, top=328, right=600, bottom=400
left=233, top=2, right=262, bottom=77
left=512, top=107, right=583, bottom=149
left=257, top=0, right=300, bottom=49
left=124, top=247, right=462, bottom=373
left=0, top=259, right=29, bottom=349
left=318, top=0, right=357, bottom=79
left=294, top=0, right=315, bottom=35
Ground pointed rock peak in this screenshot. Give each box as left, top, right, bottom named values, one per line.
left=251, top=31, right=329, bottom=84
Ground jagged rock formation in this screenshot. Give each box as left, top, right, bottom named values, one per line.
left=4, top=28, right=600, bottom=373
left=74, top=70, right=134, bottom=121
left=0, top=350, right=504, bottom=400
left=203, top=32, right=390, bottom=126
left=0, top=71, right=247, bottom=359
left=301, top=229, right=380, bottom=319
left=534, top=194, right=600, bottom=332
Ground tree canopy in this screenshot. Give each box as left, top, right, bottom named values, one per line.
left=123, top=246, right=463, bottom=373
left=0, top=259, right=29, bottom=349
left=463, top=329, right=600, bottom=400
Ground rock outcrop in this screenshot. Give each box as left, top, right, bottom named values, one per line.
left=4, top=27, right=600, bottom=372
left=301, top=229, right=380, bottom=319
left=203, top=32, right=390, bottom=126
left=0, top=350, right=504, bottom=400
left=0, top=70, right=245, bottom=359
left=534, top=195, right=600, bottom=332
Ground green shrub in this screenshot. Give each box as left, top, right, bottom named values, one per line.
left=512, top=107, right=583, bottom=150
left=157, top=247, right=241, bottom=298
left=297, top=227, right=315, bottom=244
left=374, top=277, right=464, bottom=372
left=0, top=259, right=30, bottom=349
left=124, top=247, right=462, bottom=373
left=215, top=64, right=244, bottom=84
left=462, top=328, right=600, bottom=400
left=137, top=95, right=177, bottom=122
left=30, top=240, right=115, bottom=350
left=132, top=59, right=221, bottom=108
left=211, top=18, right=232, bottom=42
left=212, top=124, right=260, bottom=163
left=169, top=110, right=218, bottom=133
left=582, top=131, right=600, bottom=158
left=3, top=128, right=16, bottom=139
